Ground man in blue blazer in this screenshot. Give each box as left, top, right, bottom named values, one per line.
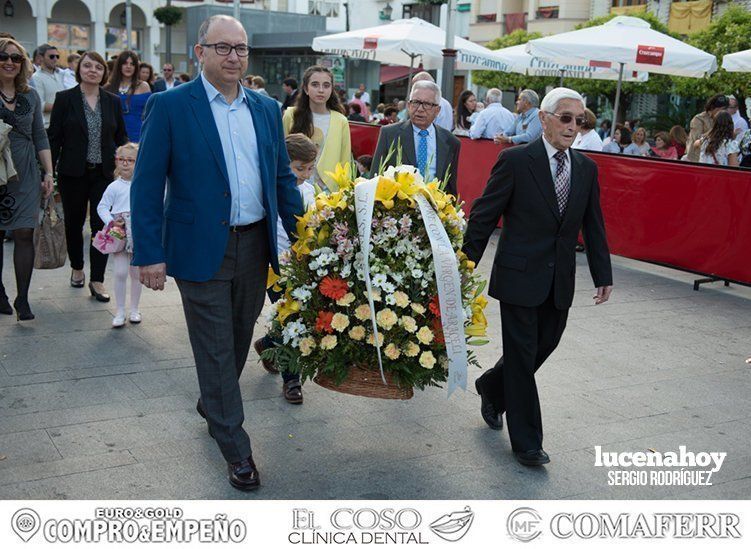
left=131, top=14, right=303, bottom=492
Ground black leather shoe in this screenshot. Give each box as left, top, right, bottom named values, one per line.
left=475, top=378, right=503, bottom=430
left=0, top=292, right=12, bottom=315
left=514, top=449, right=550, bottom=466
left=89, top=282, right=110, bottom=302
left=13, top=297, right=34, bottom=321
left=196, top=399, right=214, bottom=439
left=228, top=455, right=260, bottom=491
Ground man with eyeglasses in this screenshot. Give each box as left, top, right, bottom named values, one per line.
left=464, top=87, right=613, bottom=468
left=131, top=15, right=303, bottom=492
left=369, top=80, right=461, bottom=195
left=153, top=63, right=181, bottom=93
left=469, top=88, right=515, bottom=141
left=30, top=44, right=64, bottom=128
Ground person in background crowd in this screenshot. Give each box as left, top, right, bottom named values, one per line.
left=695, top=111, right=739, bottom=167
left=351, top=83, right=370, bottom=105
left=372, top=103, right=386, bottom=123
left=686, top=94, right=728, bottom=162
left=602, top=125, right=631, bottom=154
left=0, top=38, right=54, bottom=321
left=650, top=131, right=678, bottom=159
left=572, top=108, right=603, bottom=152
left=380, top=105, right=399, bottom=126
left=61, top=53, right=80, bottom=89
left=454, top=90, right=477, bottom=136
left=370, top=81, right=461, bottom=195
left=495, top=89, right=542, bottom=145
left=30, top=44, right=64, bottom=128
left=728, top=96, right=748, bottom=141
left=397, top=99, right=408, bottom=121
left=624, top=127, right=650, bottom=156
left=31, top=48, right=42, bottom=73
left=283, top=65, right=350, bottom=191
left=104, top=50, right=151, bottom=143
left=670, top=125, right=688, bottom=159
left=411, top=72, right=453, bottom=131
left=470, top=88, right=514, bottom=140
left=178, top=73, right=190, bottom=83
left=281, top=77, right=298, bottom=112
left=250, top=76, right=269, bottom=97
left=48, top=50, right=127, bottom=302
left=356, top=154, right=372, bottom=176
left=153, top=63, right=180, bottom=92
left=242, top=75, right=253, bottom=88
left=139, top=63, right=155, bottom=91
left=350, top=91, right=370, bottom=120
left=738, top=127, right=751, bottom=168
left=347, top=102, right=366, bottom=122
left=597, top=119, right=611, bottom=139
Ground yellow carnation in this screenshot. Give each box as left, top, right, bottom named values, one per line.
left=404, top=341, right=420, bottom=357
left=376, top=308, right=398, bottom=330
left=299, top=337, right=316, bottom=356
left=366, top=332, right=384, bottom=347
left=400, top=316, right=418, bottom=333
left=320, top=335, right=338, bottom=350
left=384, top=343, right=401, bottom=360
left=393, top=291, right=409, bottom=308
left=411, top=303, right=426, bottom=315
left=354, top=304, right=372, bottom=321
left=349, top=326, right=366, bottom=341
left=331, top=313, right=350, bottom=332
left=416, top=326, right=434, bottom=345
left=337, top=292, right=356, bottom=307
left=419, top=351, right=436, bottom=369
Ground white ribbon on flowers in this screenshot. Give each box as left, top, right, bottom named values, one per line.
left=353, top=177, right=387, bottom=384
left=414, top=193, right=468, bottom=396
left=353, top=172, right=468, bottom=395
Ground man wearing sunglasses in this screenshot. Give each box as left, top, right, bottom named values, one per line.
left=464, top=87, right=613, bottom=467
left=153, top=63, right=180, bottom=93
left=30, top=44, right=64, bottom=128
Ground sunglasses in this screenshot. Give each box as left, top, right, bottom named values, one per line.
left=0, top=52, right=24, bottom=64
left=48, top=54, right=60, bottom=60
left=545, top=111, right=586, bottom=126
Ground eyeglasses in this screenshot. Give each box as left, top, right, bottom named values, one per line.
left=163, top=68, right=173, bottom=72
left=0, top=52, right=24, bottom=64
left=545, top=111, right=586, bottom=126
left=116, top=157, right=135, bottom=164
left=48, top=54, right=60, bottom=60
left=200, top=43, right=250, bottom=57
left=408, top=100, right=439, bottom=111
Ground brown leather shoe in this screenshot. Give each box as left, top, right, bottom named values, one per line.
left=228, top=455, right=260, bottom=491
left=282, top=379, right=303, bottom=405
left=254, top=338, right=279, bottom=374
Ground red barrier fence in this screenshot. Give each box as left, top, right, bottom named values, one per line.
left=349, top=122, right=751, bottom=286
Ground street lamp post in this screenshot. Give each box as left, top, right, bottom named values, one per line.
left=441, top=0, right=457, bottom=105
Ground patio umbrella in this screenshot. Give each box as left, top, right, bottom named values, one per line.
left=723, top=49, right=751, bottom=72
left=526, top=16, right=717, bottom=136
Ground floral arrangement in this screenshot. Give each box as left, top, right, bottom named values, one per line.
left=265, top=161, right=488, bottom=391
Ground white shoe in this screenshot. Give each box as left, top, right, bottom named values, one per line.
left=112, top=312, right=126, bottom=328
left=129, top=311, right=142, bottom=324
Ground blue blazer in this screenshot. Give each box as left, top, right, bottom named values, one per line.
left=130, top=78, right=303, bottom=282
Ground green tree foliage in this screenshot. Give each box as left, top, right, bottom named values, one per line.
left=154, top=6, right=183, bottom=27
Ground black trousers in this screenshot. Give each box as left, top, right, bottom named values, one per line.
left=478, top=288, right=569, bottom=452
left=57, top=168, right=109, bottom=282
left=175, top=223, right=269, bottom=464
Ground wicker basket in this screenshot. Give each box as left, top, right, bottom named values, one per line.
left=314, top=364, right=414, bottom=400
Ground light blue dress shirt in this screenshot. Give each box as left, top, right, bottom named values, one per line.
left=413, top=123, right=437, bottom=180
left=469, top=103, right=516, bottom=140
left=201, top=73, right=264, bottom=226
left=509, top=107, right=543, bottom=144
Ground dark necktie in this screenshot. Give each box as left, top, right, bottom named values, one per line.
left=553, top=150, right=570, bottom=215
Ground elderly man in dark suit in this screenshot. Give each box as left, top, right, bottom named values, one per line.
left=463, top=87, right=613, bottom=467
left=370, top=81, right=460, bottom=195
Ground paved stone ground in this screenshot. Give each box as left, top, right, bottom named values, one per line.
left=0, top=232, right=749, bottom=500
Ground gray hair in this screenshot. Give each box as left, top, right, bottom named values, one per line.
left=198, top=15, right=243, bottom=44
left=485, top=88, right=503, bottom=104
left=411, top=71, right=435, bottom=84
left=410, top=80, right=441, bottom=102
left=519, top=89, right=539, bottom=107
left=540, top=87, right=585, bottom=113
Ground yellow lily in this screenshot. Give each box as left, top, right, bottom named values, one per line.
left=394, top=171, right=423, bottom=206
left=316, top=189, right=347, bottom=211
left=277, top=289, right=300, bottom=325
left=424, top=181, right=447, bottom=211
left=317, top=224, right=331, bottom=246
left=465, top=295, right=488, bottom=337
left=375, top=176, right=400, bottom=209
left=325, top=162, right=353, bottom=191
left=291, top=215, right=314, bottom=258
left=266, top=267, right=282, bottom=291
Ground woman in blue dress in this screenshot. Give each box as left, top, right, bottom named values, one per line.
left=104, top=51, right=151, bottom=143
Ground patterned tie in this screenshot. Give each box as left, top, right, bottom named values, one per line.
left=553, top=150, right=570, bottom=215
left=417, top=129, right=429, bottom=176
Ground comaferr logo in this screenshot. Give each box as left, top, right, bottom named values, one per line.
left=636, top=45, right=665, bottom=65
left=364, top=37, right=378, bottom=49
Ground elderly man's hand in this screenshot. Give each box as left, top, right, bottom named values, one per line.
left=140, top=263, right=167, bottom=291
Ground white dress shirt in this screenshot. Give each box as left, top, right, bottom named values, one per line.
left=732, top=110, right=749, bottom=142
left=469, top=103, right=515, bottom=140
left=435, top=96, right=454, bottom=131
left=413, top=123, right=438, bottom=181
left=542, top=135, right=571, bottom=183
left=573, top=129, right=604, bottom=152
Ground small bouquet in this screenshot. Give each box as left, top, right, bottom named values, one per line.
left=93, top=221, right=126, bottom=254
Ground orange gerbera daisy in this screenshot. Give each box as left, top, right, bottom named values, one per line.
left=315, top=311, right=334, bottom=334
left=319, top=276, right=349, bottom=300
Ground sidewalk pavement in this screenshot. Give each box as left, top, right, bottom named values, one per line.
left=1, top=233, right=749, bottom=500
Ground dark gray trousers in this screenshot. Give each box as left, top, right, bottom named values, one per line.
left=175, top=223, right=269, bottom=463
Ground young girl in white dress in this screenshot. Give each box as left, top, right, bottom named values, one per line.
left=97, top=143, right=142, bottom=328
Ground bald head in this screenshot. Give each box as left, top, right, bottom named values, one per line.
left=411, top=71, right=435, bottom=85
